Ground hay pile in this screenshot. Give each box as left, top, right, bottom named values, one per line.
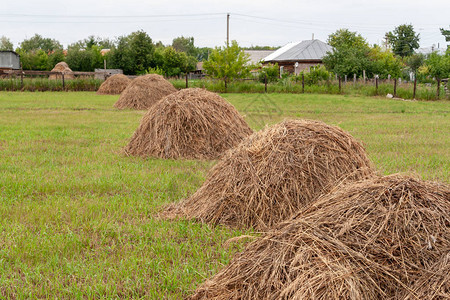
left=124, top=88, right=253, bottom=159
left=49, top=62, right=74, bottom=79
left=401, top=252, right=450, bottom=299
left=96, top=74, right=131, bottom=95
left=164, top=119, right=374, bottom=230
left=189, top=175, right=450, bottom=300
left=114, top=74, right=177, bottom=110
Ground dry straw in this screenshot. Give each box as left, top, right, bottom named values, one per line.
left=401, top=252, right=449, bottom=299
left=124, top=88, right=253, bottom=159
left=190, top=175, right=450, bottom=300
left=114, top=74, right=177, bottom=110
left=49, top=61, right=74, bottom=80
left=96, top=74, right=131, bottom=95
left=163, top=119, right=374, bottom=230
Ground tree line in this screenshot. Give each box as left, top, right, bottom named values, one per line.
left=0, top=32, right=212, bottom=76
left=1, top=24, right=449, bottom=83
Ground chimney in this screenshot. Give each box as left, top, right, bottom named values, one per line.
left=312, top=33, right=314, bottom=40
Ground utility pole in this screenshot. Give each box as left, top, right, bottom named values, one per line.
left=227, top=13, right=230, bottom=47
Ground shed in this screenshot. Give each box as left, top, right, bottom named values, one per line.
left=0, top=51, right=21, bottom=71
left=263, top=40, right=332, bottom=74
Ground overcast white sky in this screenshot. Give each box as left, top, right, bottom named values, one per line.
left=2, top=0, right=449, bottom=50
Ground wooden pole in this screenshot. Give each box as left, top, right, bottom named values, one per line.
left=264, top=74, right=267, bottom=93
left=344, top=74, right=347, bottom=84
left=338, top=76, right=341, bottom=93
left=375, top=76, right=378, bottom=95
left=62, top=73, right=65, bottom=90
left=20, top=72, right=24, bottom=89
left=413, top=76, right=417, bottom=99
left=185, top=72, right=188, bottom=88
left=363, top=70, right=366, bottom=84
left=436, top=78, right=440, bottom=100
left=353, top=73, right=356, bottom=85
left=302, top=73, right=305, bottom=93
left=393, top=78, right=397, bottom=98
left=226, top=13, right=230, bottom=47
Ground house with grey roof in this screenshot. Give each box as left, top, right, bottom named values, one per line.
left=262, top=39, right=332, bottom=74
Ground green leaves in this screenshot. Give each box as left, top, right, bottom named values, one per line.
left=386, top=24, right=420, bottom=57
left=203, top=41, right=251, bottom=88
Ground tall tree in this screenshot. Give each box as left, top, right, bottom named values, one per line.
left=172, top=36, right=197, bottom=57
left=203, top=40, right=250, bottom=91
left=386, top=24, right=420, bottom=57
left=110, top=30, right=154, bottom=75
left=441, top=27, right=450, bottom=42
left=0, top=36, right=14, bottom=51
left=19, top=34, right=62, bottom=52
left=323, top=29, right=371, bottom=77
left=327, top=29, right=369, bottom=50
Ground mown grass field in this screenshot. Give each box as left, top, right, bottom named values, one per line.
left=0, top=91, right=449, bottom=299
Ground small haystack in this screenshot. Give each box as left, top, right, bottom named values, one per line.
left=49, top=61, right=74, bottom=79
left=163, top=119, right=374, bottom=230
left=114, top=74, right=177, bottom=110
left=189, top=175, right=450, bottom=300
left=96, top=74, right=131, bottom=95
left=124, top=88, right=253, bottom=159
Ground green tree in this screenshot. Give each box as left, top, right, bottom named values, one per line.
left=441, top=27, right=450, bottom=42
left=20, top=34, right=62, bottom=52
left=327, top=29, right=369, bottom=50
left=203, top=40, right=250, bottom=91
left=17, top=49, right=49, bottom=70
left=66, top=45, right=103, bottom=71
left=110, top=30, right=154, bottom=75
left=426, top=52, right=450, bottom=98
left=0, top=36, right=14, bottom=51
left=323, top=29, right=371, bottom=77
left=47, top=49, right=66, bottom=70
left=368, top=47, right=404, bottom=78
left=172, top=36, right=197, bottom=57
left=386, top=24, right=420, bottom=57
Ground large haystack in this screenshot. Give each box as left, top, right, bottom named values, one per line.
left=189, top=175, right=450, bottom=300
left=124, top=88, right=253, bottom=159
left=114, top=74, right=177, bottom=110
left=49, top=61, right=74, bottom=79
left=97, top=74, right=131, bottom=95
left=163, top=119, right=374, bottom=230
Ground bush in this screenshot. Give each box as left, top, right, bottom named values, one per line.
left=258, top=63, right=279, bottom=83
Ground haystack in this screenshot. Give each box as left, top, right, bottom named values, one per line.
left=124, top=88, right=253, bottom=159
left=163, top=119, right=374, bottom=230
left=49, top=61, right=74, bottom=79
left=114, top=74, right=177, bottom=110
left=97, top=74, right=131, bottom=95
left=189, top=175, right=450, bottom=300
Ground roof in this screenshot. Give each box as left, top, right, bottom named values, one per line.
left=244, top=50, right=276, bottom=65
left=0, top=50, right=19, bottom=56
left=263, top=40, right=332, bottom=62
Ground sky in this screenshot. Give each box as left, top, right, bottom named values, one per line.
left=2, top=0, right=449, bottom=50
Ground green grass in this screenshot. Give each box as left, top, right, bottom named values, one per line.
left=0, top=91, right=449, bottom=298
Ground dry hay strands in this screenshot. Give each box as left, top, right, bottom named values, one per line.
left=124, top=88, right=253, bottom=160
left=114, top=74, right=177, bottom=110
left=97, top=74, right=131, bottom=95
left=189, top=175, right=450, bottom=300
left=400, top=252, right=450, bottom=299
left=163, top=119, right=374, bottom=230
left=49, top=61, right=74, bottom=80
